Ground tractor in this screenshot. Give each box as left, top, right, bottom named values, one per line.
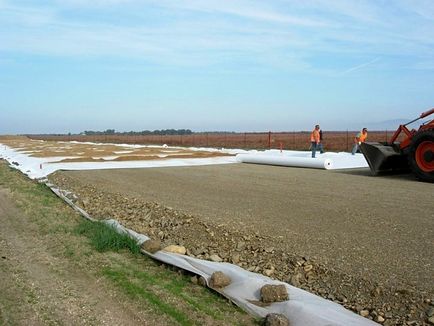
left=360, top=108, right=434, bottom=182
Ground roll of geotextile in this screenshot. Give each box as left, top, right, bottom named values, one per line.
left=235, top=153, right=333, bottom=170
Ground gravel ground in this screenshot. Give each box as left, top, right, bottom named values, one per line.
left=50, top=164, right=434, bottom=325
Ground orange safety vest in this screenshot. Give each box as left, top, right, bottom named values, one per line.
left=310, top=129, right=320, bottom=143
left=355, top=131, right=368, bottom=143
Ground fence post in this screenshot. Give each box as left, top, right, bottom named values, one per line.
left=346, top=129, right=349, bottom=152
left=244, top=132, right=247, bottom=148
left=268, top=131, right=271, bottom=149
left=206, top=132, right=209, bottom=147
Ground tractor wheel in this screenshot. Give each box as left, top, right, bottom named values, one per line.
left=407, top=129, right=434, bottom=182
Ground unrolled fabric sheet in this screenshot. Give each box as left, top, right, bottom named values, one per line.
left=0, top=144, right=238, bottom=179
left=0, top=142, right=368, bottom=178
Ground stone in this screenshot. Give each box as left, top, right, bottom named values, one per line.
left=360, top=310, right=370, bottom=317
left=236, top=241, right=246, bottom=251
left=429, top=317, right=434, bottom=325
left=261, top=284, right=289, bottom=303
left=82, top=197, right=90, bottom=208
left=303, top=264, right=313, bottom=272
left=264, top=268, right=274, bottom=277
left=305, top=271, right=316, bottom=282
left=141, top=239, right=161, bottom=254
left=198, top=276, right=207, bottom=287
left=376, top=316, right=385, bottom=323
left=427, top=307, right=434, bottom=318
left=162, top=245, right=186, bottom=255
left=265, top=247, right=274, bottom=253
left=209, top=271, right=231, bottom=288
left=289, top=273, right=303, bottom=287
left=231, top=253, right=240, bottom=264
left=263, top=313, right=290, bottom=326
left=209, top=254, right=223, bottom=262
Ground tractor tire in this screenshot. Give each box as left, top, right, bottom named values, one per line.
left=407, top=129, right=434, bottom=182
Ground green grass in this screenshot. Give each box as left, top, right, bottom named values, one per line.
left=102, top=268, right=194, bottom=326
left=74, top=219, right=141, bottom=255
left=119, top=261, right=235, bottom=320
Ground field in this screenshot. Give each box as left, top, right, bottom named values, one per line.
left=2, top=136, right=434, bottom=325
left=30, top=131, right=397, bottom=151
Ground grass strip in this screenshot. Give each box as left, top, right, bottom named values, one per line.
left=102, top=267, right=194, bottom=326
left=123, top=262, right=229, bottom=320
left=74, top=219, right=141, bottom=255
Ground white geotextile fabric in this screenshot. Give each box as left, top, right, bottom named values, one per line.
left=0, top=142, right=369, bottom=180
left=0, top=144, right=238, bottom=179
left=236, top=150, right=368, bottom=170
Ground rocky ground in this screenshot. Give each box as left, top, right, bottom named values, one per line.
left=49, top=170, right=434, bottom=326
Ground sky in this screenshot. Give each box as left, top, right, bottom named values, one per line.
left=1, top=0, right=434, bottom=133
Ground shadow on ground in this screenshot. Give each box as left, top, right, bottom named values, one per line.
left=333, top=168, right=417, bottom=182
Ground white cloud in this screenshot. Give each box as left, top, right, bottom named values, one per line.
left=155, top=0, right=328, bottom=27
left=341, top=57, right=380, bottom=75
left=397, top=0, right=434, bottom=20
left=0, top=0, right=433, bottom=73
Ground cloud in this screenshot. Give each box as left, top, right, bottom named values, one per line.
left=397, top=0, right=434, bottom=20
left=155, top=0, right=328, bottom=27
left=0, top=0, right=433, bottom=74
left=341, top=57, right=380, bottom=75
left=55, top=0, right=136, bottom=6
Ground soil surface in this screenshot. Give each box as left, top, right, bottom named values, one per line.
left=50, top=164, right=434, bottom=325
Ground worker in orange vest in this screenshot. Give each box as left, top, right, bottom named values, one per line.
left=351, top=128, right=368, bottom=155
left=310, top=124, right=324, bottom=158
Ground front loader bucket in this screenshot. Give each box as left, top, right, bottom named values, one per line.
left=360, top=142, right=410, bottom=175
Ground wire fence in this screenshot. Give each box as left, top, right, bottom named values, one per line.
left=29, top=130, right=394, bottom=152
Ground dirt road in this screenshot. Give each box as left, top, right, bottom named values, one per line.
left=0, top=189, right=151, bottom=325
left=57, top=164, right=434, bottom=294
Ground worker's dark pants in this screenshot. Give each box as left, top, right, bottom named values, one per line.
left=352, top=143, right=360, bottom=155
left=311, top=142, right=324, bottom=158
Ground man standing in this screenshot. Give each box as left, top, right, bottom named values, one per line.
left=351, top=128, right=368, bottom=155
left=310, top=124, right=324, bottom=158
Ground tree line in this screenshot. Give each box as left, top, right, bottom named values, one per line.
left=83, top=129, right=193, bottom=136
